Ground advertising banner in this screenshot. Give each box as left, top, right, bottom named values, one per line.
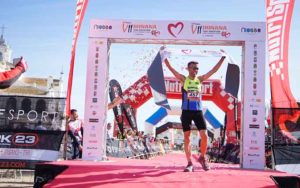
left=241, top=41, right=265, bottom=169
left=266, top=0, right=296, bottom=108
left=82, top=38, right=108, bottom=161
left=0, top=130, right=65, bottom=169
left=0, top=95, right=66, bottom=169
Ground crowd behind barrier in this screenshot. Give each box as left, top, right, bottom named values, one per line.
left=66, top=132, right=172, bottom=160
left=207, top=143, right=240, bottom=164
left=106, top=137, right=171, bottom=159
left=206, top=130, right=273, bottom=168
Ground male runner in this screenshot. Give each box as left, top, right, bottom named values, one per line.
left=163, top=50, right=225, bottom=171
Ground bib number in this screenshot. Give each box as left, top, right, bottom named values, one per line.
left=187, top=90, right=200, bottom=101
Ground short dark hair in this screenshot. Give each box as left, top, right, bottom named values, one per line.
left=70, top=109, right=77, bottom=115
left=187, top=61, right=198, bottom=67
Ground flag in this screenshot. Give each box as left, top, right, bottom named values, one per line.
left=266, top=0, right=297, bottom=108
left=66, top=0, right=89, bottom=116
left=267, top=0, right=300, bottom=142
left=147, top=52, right=171, bottom=110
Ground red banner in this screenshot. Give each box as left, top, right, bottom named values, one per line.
left=267, top=0, right=300, bottom=142
left=66, top=0, right=89, bottom=116
left=266, top=0, right=297, bottom=108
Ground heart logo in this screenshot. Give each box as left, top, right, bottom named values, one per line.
left=181, top=49, right=192, bottom=54
left=168, top=22, right=184, bottom=38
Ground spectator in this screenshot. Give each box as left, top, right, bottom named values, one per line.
left=67, top=109, right=83, bottom=159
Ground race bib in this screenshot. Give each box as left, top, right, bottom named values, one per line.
left=187, top=90, right=201, bottom=101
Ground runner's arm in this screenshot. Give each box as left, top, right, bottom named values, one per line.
left=198, top=56, right=226, bottom=82
left=108, top=96, right=123, bottom=110
left=164, top=58, right=185, bottom=83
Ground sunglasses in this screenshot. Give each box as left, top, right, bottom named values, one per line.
left=192, top=67, right=199, bottom=70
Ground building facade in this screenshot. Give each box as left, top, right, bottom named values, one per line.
left=0, top=30, right=66, bottom=130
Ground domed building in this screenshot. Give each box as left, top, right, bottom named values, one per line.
left=0, top=27, right=13, bottom=71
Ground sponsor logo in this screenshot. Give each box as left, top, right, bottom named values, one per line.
left=241, top=27, right=261, bottom=33
left=253, top=57, right=257, bottom=62
left=249, top=146, right=260, bottom=150
left=250, top=104, right=259, bottom=108
left=90, top=105, right=99, bottom=109
left=252, top=117, right=257, bottom=122
left=248, top=153, right=260, bottom=157
left=168, top=22, right=184, bottom=38
left=87, top=146, right=98, bottom=150
left=0, top=109, right=59, bottom=123
left=221, top=31, right=231, bottom=38
left=93, top=24, right=112, bottom=30
left=164, top=78, right=214, bottom=96
left=251, top=140, right=258, bottom=144
left=0, top=161, right=26, bottom=168
left=88, top=140, right=98, bottom=144
left=267, top=1, right=287, bottom=65
left=89, top=133, right=97, bottom=137
left=0, top=133, right=39, bottom=146
left=181, top=49, right=192, bottom=54
left=251, top=131, right=257, bottom=138
left=191, top=23, right=202, bottom=34
left=122, top=22, right=159, bottom=36
left=249, top=124, right=260, bottom=129
left=251, top=98, right=262, bottom=103
left=89, top=118, right=99, bottom=123
left=151, top=30, right=160, bottom=37
left=12, top=133, right=39, bottom=146
left=251, top=98, right=261, bottom=103
left=0, top=135, right=11, bottom=145
left=94, top=41, right=103, bottom=45
left=252, top=110, right=258, bottom=115
left=249, top=159, right=259, bottom=166
left=192, top=23, right=229, bottom=38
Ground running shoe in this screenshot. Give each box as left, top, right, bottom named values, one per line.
left=184, top=163, right=194, bottom=172
left=198, top=155, right=210, bottom=171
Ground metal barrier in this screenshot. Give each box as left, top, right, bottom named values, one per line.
left=106, top=138, right=171, bottom=159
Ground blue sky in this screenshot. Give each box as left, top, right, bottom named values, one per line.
left=1, top=0, right=300, bottom=130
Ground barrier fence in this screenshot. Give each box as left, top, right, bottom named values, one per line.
left=105, top=138, right=171, bottom=159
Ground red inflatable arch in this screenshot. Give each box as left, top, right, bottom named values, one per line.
left=122, top=75, right=240, bottom=143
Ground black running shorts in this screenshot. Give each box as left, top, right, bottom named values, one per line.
left=180, top=110, right=207, bottom=132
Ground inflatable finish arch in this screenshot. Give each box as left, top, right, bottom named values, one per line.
left=121, top=76, right=240, bottom=143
